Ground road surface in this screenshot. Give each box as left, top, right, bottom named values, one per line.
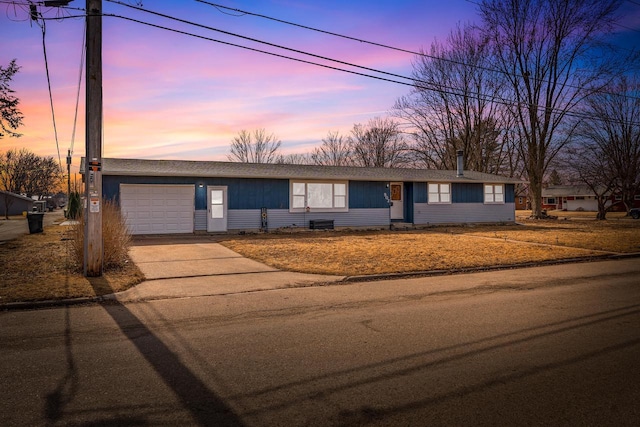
left=2, top=259, right=639, bottom=426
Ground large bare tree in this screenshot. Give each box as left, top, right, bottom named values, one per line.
left=479, top=0, right=628, bottom=218
left=228, top=129, right=282, bottom=163
left=570, top=76, right=640, bottom=217
left=394, top=24, right=513, bottom=174
left=0, top=148, right=62, bottom=218
left=0, top=59, right=24, bottom=139
left=349, top=117, right=409, bottom=168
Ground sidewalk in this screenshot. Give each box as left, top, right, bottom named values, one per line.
left=114, top=241, right=345, bottom=302
left=0, top=209, right=65, bottom=242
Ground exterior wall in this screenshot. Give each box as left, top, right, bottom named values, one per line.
left=105, top=176, right=517, bottom=232
left=414, top=202, right=516, bottom=224
left=0, top=194, right=34, bottom=216
left=222, top=208, right=390, bottom=230
left=565, top=198, right=598, bottom=211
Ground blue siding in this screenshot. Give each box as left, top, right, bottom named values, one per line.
left=404, top=182, right=414, bottom=223
left=103, top=176, right=289, bottom=210
left=414, top=182, right=427, bottom=203
left=349, top=181, right=389, bottom=209
left=505, top=184, right=515, bottom=203
left=452, top=183, right=483, bottom=203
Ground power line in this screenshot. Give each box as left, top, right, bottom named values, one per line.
left=105, top=12, right=640, bottom=127
left=37, top=13, right=63, bottom=168
left=106, top=0, right=640, bottom=115
left=69, top=18, right=86, bottom=158
left=196, top=0, right=640, bottom=101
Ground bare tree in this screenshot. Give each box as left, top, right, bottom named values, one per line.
left=311, top=131, right=352, bottom=166
left=276, top=153, right=311, bottom=165
left=566, top=144, right=617, bottom=220
left=0, top=149, right=62, bottom=218
left=394, top=24, right=512, bottom=173
left=228, top=129, right=282, bottom=163
left=571, top=76, right=640, bottom=216
left=479, top=0, right=629, bottom=218
left=349, top=117, right=409, bottom=168
left=0, top=59, right=24, bottom=139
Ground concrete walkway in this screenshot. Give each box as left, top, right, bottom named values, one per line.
left=0, top=209, right=65, bottom=242
left=117, top=241, right=345, bottom=302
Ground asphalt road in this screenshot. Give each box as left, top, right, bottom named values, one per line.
left=2, top=259, right=639, bottom=426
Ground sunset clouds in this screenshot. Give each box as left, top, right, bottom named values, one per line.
left=1, top=0, right=638, bottom=172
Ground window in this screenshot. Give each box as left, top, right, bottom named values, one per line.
left=290, top=180, right=348, bottom=212
left=485, top=184, right=504, bottom=203
left=428, top=183, right=450, bottom=204
left=545, top=197, right=556, bottom=205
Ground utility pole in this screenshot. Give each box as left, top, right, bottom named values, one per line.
left=66, top=149, right=71, bottom=197
left=84, top=0, right=103, bottom=276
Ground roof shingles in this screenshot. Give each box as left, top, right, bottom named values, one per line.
left=94, top=158, right=524, bottom=184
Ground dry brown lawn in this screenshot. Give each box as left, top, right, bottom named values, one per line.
left=0, top=223, right=143, bottom=304
left=2, top=210, right=639, bottom=304
left=221, top=215, right=640, bottom=277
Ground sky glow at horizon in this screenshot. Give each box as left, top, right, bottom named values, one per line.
left=1, top=0, right=639, bottom=175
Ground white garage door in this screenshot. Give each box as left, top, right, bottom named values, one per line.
left=120, top=184, right=194, bottom=235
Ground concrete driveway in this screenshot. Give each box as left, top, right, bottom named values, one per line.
left=118, top=239, right=345, bottom=302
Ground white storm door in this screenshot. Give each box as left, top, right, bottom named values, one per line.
left=390, top=182, right=404, bottom=220
left=207, top=186, right=228, bottom=232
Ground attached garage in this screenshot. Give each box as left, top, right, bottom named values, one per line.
left=120, top=184, right=194, bottom=235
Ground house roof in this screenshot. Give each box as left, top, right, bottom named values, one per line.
left=0, top=190, right=35, bottom=203
left=542, top=185, right=598, bottom=197
left=84, top=158, right=525, bottom=184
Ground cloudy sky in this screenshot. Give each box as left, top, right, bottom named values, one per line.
left=1, top=0, right=639, bottom=174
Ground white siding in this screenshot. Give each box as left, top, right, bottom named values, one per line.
left=195, top=209, right=207, bottom=231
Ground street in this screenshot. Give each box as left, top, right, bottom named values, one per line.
left=2, top=259, right=639, bottom=426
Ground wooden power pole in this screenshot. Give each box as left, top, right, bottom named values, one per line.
left=84, top=0, right=103, bottom=276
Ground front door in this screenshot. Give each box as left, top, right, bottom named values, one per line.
left=207, top=186, right=228, bottom=232
left=390, top=182, right=404, bottom=220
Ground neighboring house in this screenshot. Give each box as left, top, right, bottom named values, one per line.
left=0, top=190, right=35, bottom=216
left=541, top=185, right=640, bottom=212
left=514, top=192, right=529, bottom=210
left=85, top=157, right=524, bottom=235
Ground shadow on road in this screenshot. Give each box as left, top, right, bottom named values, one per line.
left=44, top=275, right=79, bottom=425
left=232, top=303, right=640, bottom=423
left=82, top=276, right=244, bottom=427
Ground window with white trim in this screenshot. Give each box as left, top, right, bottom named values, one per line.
left=428, top=183, right=451, bottom=204
left=485, top=184, right=504, bottom=203
left=290, top=180, right=348, bottom=212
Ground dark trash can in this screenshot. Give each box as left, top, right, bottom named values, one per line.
left=27, top=212, right=44, bottom=234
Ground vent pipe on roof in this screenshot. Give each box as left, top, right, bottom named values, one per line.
left=456, top=150, right=464, bottom=177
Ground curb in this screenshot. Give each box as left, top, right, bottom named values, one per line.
left=3, top=253, right=640, bottom=311
left=341, top=252, right=640, bottom=282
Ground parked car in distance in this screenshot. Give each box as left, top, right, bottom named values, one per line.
left=630, top=208, right=640, bottom=219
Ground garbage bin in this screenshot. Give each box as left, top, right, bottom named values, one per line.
left=27, top=212, right=44, bottom=234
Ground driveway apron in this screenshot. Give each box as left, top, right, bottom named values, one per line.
left=120, top=240, right=344, bottom=301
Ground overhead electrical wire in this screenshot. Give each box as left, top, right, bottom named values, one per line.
left=36, top=11, right=63, bottom=168
left=103, top=1, right=640, bottom=126
left=3, top=0, right=639, bottom=128
left=104, top=11, right=640, bottom=127
left=196, top=0, right=640, bottom=101
left=69, top=18, right=86, bottom=160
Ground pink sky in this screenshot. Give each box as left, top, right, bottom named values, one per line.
left=1, top=0, right=639, bottom=175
